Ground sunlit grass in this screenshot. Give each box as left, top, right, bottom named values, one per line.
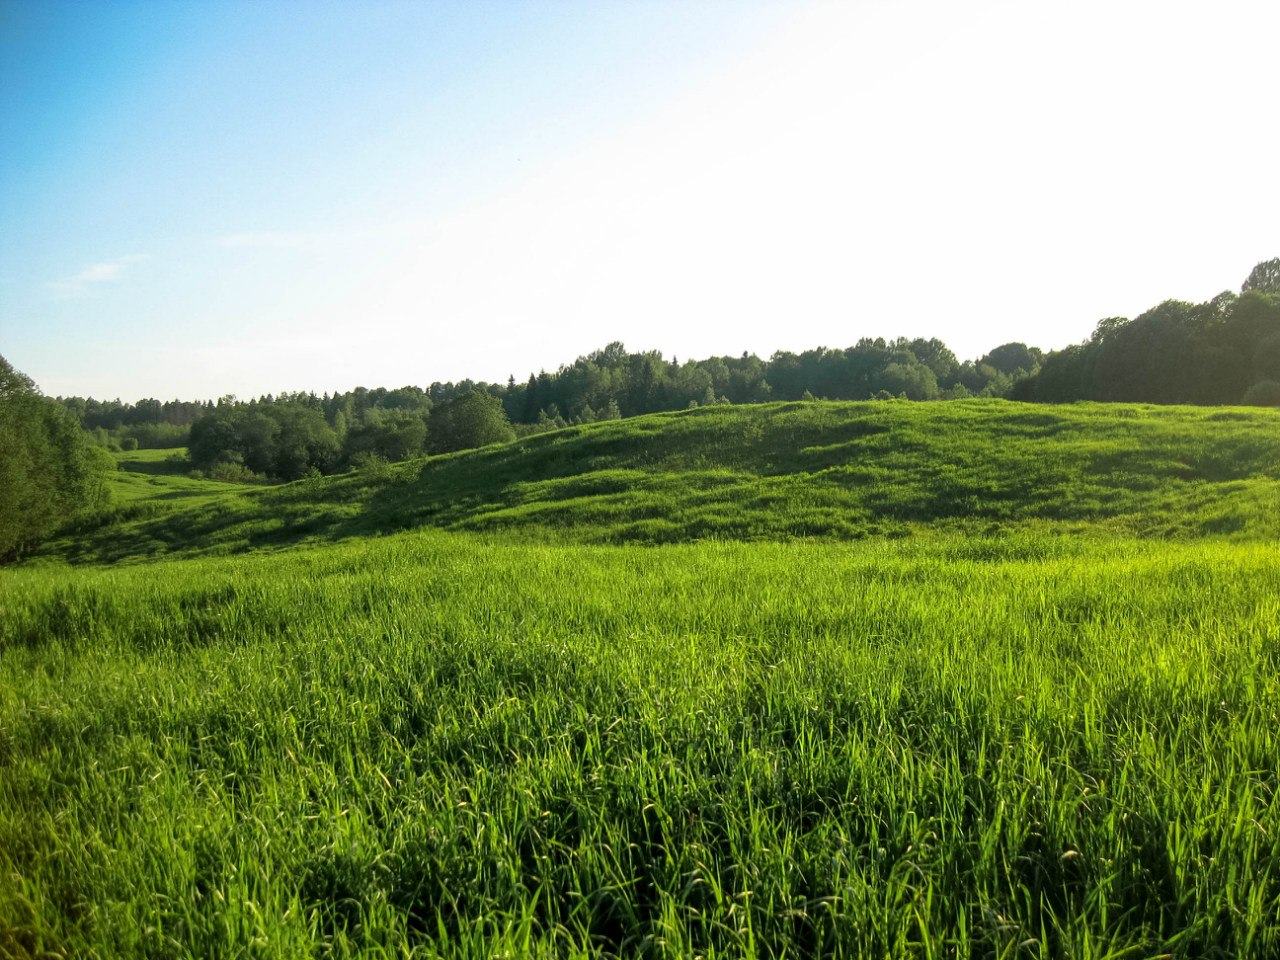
left=2, top=533, right=1278, bottom=957
left=4, top=400, right=1279, bottom=956
left=33, top=400, right=1280, bottom=564
left=107, top=448, right=256, bottom=504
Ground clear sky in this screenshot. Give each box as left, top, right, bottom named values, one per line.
left=1, top=0, right=1276, bottom=402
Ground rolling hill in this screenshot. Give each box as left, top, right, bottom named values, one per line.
left=34, top=398, right=1280, bottom=565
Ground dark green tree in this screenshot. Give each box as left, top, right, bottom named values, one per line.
left=1, top=356, right=112, bottom=560
left=188, top=408, right=249, bottom=473
left=1242, top=258, right=1280, bottom=296
left=1241, top=380, right=1280, bottom=406
left=980, top=342, right=1042, bottom=376
left=268, top=406, right=340, bottom=480
left=427, top=391, right=516, bottom=454
left=344, top=408, right=428, bottom=465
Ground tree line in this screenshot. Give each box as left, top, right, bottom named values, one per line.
left=1014, top=259, right=1280, bottom=405
left=61, top=336, right=1040, bottom=481
left=49, top=257, right=1280, bottom=484
left=166, top=335, right=1040, bottom=481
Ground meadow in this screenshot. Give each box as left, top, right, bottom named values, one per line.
left=2, top=401, right=1279, bottom=958
left=35, top=400, right=1280, bottom=564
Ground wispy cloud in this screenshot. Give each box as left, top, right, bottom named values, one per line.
left=48, top=253, right=150, bottom=299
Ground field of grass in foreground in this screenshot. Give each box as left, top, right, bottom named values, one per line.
left=3, top=532, right=1278, bottom=958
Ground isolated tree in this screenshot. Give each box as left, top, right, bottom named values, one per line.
left=1242, top=258, right=1280, bottom=296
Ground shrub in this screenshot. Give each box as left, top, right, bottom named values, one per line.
left=1241, top=380, right=1280, bottom=406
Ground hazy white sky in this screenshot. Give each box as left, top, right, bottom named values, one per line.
left=2, top=0, right=1276, bottom=401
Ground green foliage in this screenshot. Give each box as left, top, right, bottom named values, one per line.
left=1242, top=379, right=1280, bottom=406
left=2, top=535, right=1278, bottom=957
left=0, top=356, right=112, bottom=559
left=428, top=390, right=516, bottom=454
left=270, top=404, right=341, bottom=480
left=1019, top=273, right=1280, bottom=404
left=980, top=341, right=1042, bottom=376
left=59, top=395, right=211, bottom=434
left=879, top=360, right=938, bottom=399
left=120, top=421, right=190, bottom=449
left=343, top=408, right=427, bottom=465
left=188, top=402, right=340, bottom=481
left=1242, top=256, right=1280, bottom=295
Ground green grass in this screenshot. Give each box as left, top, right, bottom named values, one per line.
left=35, top=400, right=1280, bottom=564
left=2, top=534, right=1278, bottom=957
left=2, top=400, right=1279, bottom=957
left=108, top=448, right=252, bottom=504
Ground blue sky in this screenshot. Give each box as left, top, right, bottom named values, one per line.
left=2, top=0, right=1277, bottom=401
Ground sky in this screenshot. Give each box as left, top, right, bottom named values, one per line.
left=1, top=0, right=1276, bottom=402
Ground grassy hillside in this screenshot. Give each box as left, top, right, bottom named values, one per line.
left=110, top=447, right=248, bottom=503
left=3, top=533, right=1278, bottom=957
left=37, top=399, right=1280, bottom=564
left=5, top=399, right=1279, bottom=957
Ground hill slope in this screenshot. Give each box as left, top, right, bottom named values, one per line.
left=37, top=399, right=1280, bottom=563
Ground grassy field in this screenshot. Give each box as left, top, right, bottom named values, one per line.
left=2, top=400, right=1279, bottom=958
left=34, top=400, right=1280, bottom=564
left=110, top=448, right=250, bottom=503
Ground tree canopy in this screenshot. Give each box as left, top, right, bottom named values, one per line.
left=428, top=391, right=516, bottom=455
left=1242, top=258, right=1280, bottom=296
left=1, top=355, right=112, bottom=559
left=1015, top=264, right=1280, bottom=406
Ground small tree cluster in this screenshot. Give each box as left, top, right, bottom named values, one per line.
left=1, top=356, right=112, bottom=560
left=427, top=391, right=515, bottom=454
left=1015, top=260, right=1280, bottom=405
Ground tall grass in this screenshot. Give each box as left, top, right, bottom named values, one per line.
left=3, top=532, right=1277, bottom=957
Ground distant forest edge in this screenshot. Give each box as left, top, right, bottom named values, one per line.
left=48, top=259, right=1280, bottom=483
left=0, top=259, right=1277, bottom=557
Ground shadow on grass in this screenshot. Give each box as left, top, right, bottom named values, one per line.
left=32, top=400, right=1280, bottom=564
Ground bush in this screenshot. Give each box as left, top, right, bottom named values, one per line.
left=1241, top=380, right=1280, bottom=406
left=205, top=462, right=267, bottom=484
